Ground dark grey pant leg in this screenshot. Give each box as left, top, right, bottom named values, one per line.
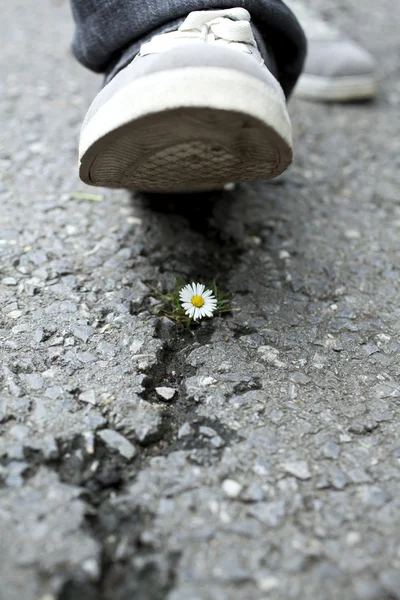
left=70, top=0, right=306, bottom=97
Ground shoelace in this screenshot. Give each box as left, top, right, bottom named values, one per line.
left=139, top=8, right=262, bottom=62
left=284, top=0, right=340, bottom=40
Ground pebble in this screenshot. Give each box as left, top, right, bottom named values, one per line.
left=371, top=410, right=393, bottom=422
left=83, top=431, right=95, bottom=455
left=199, top=376, right=218, bottom=387
left=257, top=576, right=280, bottom=592
left=2, top=277, right=17, bottom=286
left=79, top=390, right=97, bottom=405
left=42, top=434, right=59, bottom=460
left=115, top=399, right=163, bottom=444
left=249, top=500, right=286, bottom=526
left=344, top=229, right=361, bottom=239
left=12, top=324, right=30, bottom=334
left=364, top=344, right=379, bottom=356
left=177, top=422, right=192, bottom=439
left=329, top=467, right=348, bottom=490
left=72, top=324, right=94, bottom=343
left=184, top=376, right=218, bottom=401
left=97, top=341, right=116, bottom=356
left=290, top=372, right=311, bottom=385
left=126, top=216, right=143, bottom=225
left=199, top=426, right=218, bottom=438
left=198, top=425, right=225, bottom=448
left=257, top=345, right=286, bottom=368
left=8, top=310, right=22, bottom=319
left=222, top=479, right=243, bottom=498
left=24, top=373, right=43, bottom=390
left=98, top=429, right=136, bottom=460
left=5, top=461, right=29, bottom=487
left=241, top=483, right=264, bottom=503
left=33, top=328, right=44, bottom=343
left=82, top=558, right=100, bottom=580
left=346, top=468, right=372, bottom=484
left=155, top=386, right=177, bottom=401
left=9, top=425, right=30, bottom=440
left=282, top=461, right=311, bottom=480
left=76, top=352, right=97, bottom=364
left=346, top=532, right=361, bottom=546
left=44, top=386, right=64, bottom=399
left=322, top=440, right=340, bottom=460
left=209, top=435, right=225, bottom=448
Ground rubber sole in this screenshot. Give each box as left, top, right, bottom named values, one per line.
left=79, top=67, right=292, bottom=193
left=294, top=73, right=377, bottom=102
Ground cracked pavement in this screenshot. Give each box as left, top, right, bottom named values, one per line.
left=1, top=1, right=400, bottom=599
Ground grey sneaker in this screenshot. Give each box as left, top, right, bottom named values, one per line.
left=79, top=8, right=292, bottom=193
left=285, top=0, right=377, bottom=102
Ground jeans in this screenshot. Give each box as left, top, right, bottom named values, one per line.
left=70, top=0, right=306, bottom=97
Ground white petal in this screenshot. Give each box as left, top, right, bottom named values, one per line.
left=182, top=303, right=193, bottom=315
left=204, top=302, right=217, bottom=312
left=202, top=290, right=213, bottom=298
left=179, top=285, right=192, bottom=301
left=197, top=283, right=205, bottom=296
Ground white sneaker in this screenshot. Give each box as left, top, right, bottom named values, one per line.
left=285, top=0, right=377, bottom=102
left=79, top=8, right=292, bottom=193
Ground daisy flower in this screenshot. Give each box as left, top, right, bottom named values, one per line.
left=179, top=282, right=217, bottom=321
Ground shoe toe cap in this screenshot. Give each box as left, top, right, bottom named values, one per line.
left=304, top=39, right=376, bottom=78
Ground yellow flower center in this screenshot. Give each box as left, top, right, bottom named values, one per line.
left=191, top=295, right=205, bottom=308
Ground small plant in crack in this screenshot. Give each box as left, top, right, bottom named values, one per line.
left=150, top=277, right=231, bottom=326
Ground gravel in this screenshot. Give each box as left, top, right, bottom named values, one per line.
left=97, top=429, right=137, bottom=459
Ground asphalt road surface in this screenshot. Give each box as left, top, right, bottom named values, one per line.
left=1, top=1, right=400, bottom=599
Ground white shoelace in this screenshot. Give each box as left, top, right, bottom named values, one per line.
left=284, top=0, right=340, bottom=40
left=139, top=8, right=263, bottom=63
